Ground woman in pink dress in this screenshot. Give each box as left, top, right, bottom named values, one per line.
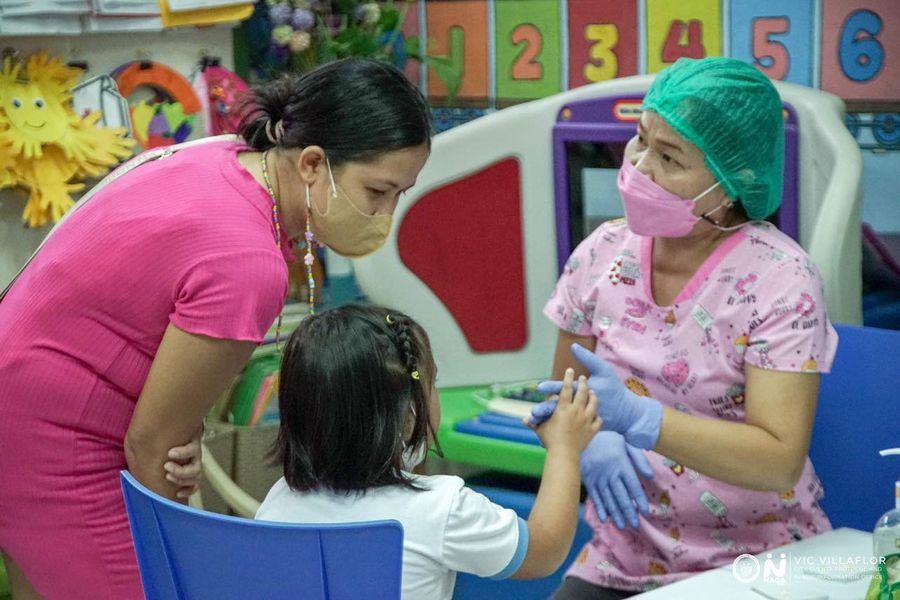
left=0, top=57, right=431, bottom=599
left=532, top=57, right=837, bottom=598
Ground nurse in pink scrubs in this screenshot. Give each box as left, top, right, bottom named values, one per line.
left=534, top=57, right=837, bottom=599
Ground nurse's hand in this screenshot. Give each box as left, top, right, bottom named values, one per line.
left=581, top=431, right=653, bottom=529
left=534, top=344, right=663, bottom=450
left=165, top=431, right=202, bottom=500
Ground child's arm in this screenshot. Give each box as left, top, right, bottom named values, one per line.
left=513, top=369, right=601, bottom=579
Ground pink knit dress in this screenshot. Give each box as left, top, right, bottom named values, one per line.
left=0, top=140, right=288, bottom=598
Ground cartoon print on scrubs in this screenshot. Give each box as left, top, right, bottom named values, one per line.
left=669, top=527, right=689, bottom=559
left=551, top=256, right=600, bottom=334
left=607, top=250, right=641, bottom=287
left=779, top=489, right=800, bottom=509
left=708, top=383, right=745, bottom=419
left=621, top=297, right=651, bottom=335
left=661, top=457, right=684, bottom=479
left=699, top=490, right=734, bottom=528
left=623, top=376, right=649, bottom=397
left=656, top=490, right=672, bottom=519
left=692, top=303, right=721, bottom=357
left=543, top=220, right=837, bottom=592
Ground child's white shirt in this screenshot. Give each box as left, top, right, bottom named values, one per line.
left=256, top=473, right=528, bottom=600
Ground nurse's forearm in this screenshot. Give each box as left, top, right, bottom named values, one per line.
left=654, top=407, right=803, bottom=492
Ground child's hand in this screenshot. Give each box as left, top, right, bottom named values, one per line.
left=528, top=368, right=601, bottom=454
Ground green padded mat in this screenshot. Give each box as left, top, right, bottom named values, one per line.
left=436, top=386, right=545, bottom=478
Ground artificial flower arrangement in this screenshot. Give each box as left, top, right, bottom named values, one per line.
left=251, top=0, right=460, bottom=98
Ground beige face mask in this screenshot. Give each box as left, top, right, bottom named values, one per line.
left=305, top=157, right=393, bottom=258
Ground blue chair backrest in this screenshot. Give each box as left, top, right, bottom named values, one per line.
left=120, top=471, right=404, bottom=600
left=809, top=324, right=900, bottom=532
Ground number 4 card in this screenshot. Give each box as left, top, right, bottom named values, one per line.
left=646, top=0, right=722, bottom=73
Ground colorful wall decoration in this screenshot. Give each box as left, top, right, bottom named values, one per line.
left=729, top=0, right=816, bottom=86
left=405, top=0, right=898, bottom=114
left=567, top=0, right=637, bottom=89
left=424, top=0, right=489, bottom=100
left=820, top=0, right=899, bottom=103
left=494, top=0, right=562, bottom=101
left=646, top=0, right=721, bottom=74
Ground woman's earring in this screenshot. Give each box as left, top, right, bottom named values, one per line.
left=305, top=184, right=311, bottom=210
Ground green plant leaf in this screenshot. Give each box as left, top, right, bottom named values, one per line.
left=425, top=55, right=461, bottom=102
left=378, top=7, right=400, bottom=30
left=333, top=0, right=357, bottom=15
left=404, top=35, right=423, bottom=60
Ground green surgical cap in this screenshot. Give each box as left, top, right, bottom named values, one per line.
left=642, top=57, right=784, bottom=220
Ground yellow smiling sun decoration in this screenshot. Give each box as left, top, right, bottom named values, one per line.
left=0, top=52, right=135, bottom=228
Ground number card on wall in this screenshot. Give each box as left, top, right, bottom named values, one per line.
left=495, top=0, right=561, bottom=100
left=425, top=0, right=489, bottom=100
left=646, top=0, right=721, bottom=73
left=729, top=0, right=814, bottom=86
left=567, top=0, right=637, bottom=88
left=821, top=0, right=899, bottom=102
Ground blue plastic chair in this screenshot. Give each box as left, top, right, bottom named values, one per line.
left=119, top=471, right=404, bottom=600
left=809, top=324, right=900, bottom=532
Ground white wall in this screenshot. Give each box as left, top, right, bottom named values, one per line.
left=1, top=27, right=235, bottom=286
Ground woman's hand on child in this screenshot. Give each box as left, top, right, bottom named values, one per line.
left=164, top=430, right=203, bottom=499
left=527, top=368, right=601, bottom=455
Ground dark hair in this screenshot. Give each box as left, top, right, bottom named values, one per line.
left=276, top=303, right=439, bottom=494
left=238, top=58, right=432, bottom=165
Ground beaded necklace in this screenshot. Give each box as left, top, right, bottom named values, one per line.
left=260, top=150, right=317, bottom=349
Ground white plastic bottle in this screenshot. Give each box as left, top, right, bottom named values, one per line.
left=871, top=448, right=900, bottom=600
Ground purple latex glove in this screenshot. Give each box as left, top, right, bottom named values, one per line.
left=532, top=344, right=663, bottom=449
left=528, top=399, right=557, bottom=425
left=581, top=431, right=653, bottom=529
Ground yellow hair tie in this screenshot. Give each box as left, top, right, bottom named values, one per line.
left=386, top=315, right=394, bottom=325
left=411, top=371, right=420, bottom=380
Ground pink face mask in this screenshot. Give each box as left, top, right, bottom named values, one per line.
left=617, top=159, right=721, bottom=238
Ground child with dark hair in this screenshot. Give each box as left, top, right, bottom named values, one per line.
left=257, top=303, right=602, bottom=599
